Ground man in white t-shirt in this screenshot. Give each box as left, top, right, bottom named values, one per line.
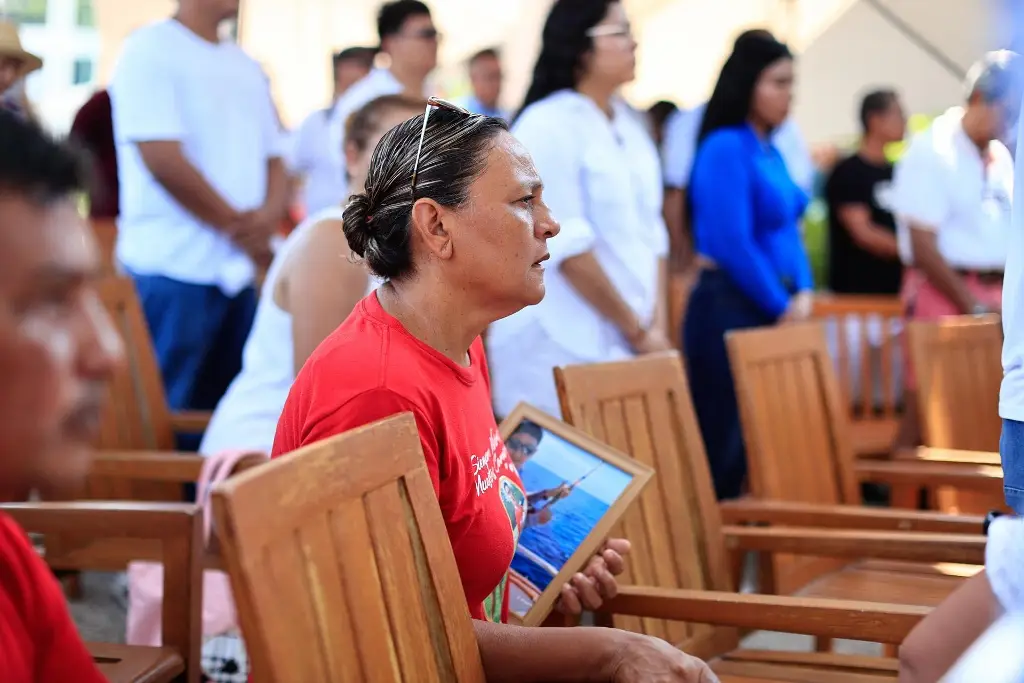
left=109, top=0, right=289, bottom=432
left=327, top=0, right=438, bottom=172
left=287, top=47, right=376, bottom=216
left=891, top=51, right=1018, bottom=459
left=661, top=28, right=814, bottom=271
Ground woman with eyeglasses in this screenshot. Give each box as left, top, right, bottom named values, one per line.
left=198, top=95, right=424, bottom=458
left=485, top=0, right=672, bottom=420
left=272, top=99, right=718, bottom=682
left=682, top=35, right=812, bottom=501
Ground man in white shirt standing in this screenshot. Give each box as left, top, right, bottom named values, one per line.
left=287, top=47, right=376, bottom=216
left=109, top=0, right=289, bottom=430
left=456, top=48, right=510, bottom=121
left=891, top=51, right=1018, bottom=453
left=327, top=0, right=438, bottom=171
left=661, top=28, right=814, bottom=270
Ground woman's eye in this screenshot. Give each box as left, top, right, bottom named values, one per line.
left=519, top=195, right=535, bottom=205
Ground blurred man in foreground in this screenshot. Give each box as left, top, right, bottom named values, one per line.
left=0, top=110, right=122, bottom=682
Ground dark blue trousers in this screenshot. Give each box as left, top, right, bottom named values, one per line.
left=131, top=273, right=257, bottom=452
left=683, top=270, right=776, bottom=500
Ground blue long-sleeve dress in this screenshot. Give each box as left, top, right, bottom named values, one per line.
left=682, top=123, right=812, bottom=499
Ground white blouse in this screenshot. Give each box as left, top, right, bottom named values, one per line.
left=487, top=90, right=668, bottom=416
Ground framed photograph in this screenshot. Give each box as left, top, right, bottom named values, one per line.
left=499, top=403, right=654, bottom=627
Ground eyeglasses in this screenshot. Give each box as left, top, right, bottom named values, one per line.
left=410, top=96, right=473, bottom=198
left=404, top=27, right=441, bottom=41
left=508, top=436, right=538, bottom=458
left=585, top=23, right=634, bottom=40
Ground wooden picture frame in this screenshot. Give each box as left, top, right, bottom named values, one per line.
left=499, top=402, right=654, bottom=627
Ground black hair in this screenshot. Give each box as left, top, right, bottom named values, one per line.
left=342, top=108, right=508, bottom=280
left=859, top=89, right=898, bottom=133
left=377, top=0, right=431, bottom=41
left=513, top=419, right=543, bottom=444
left=469, top=47, right=500, bottom=67
left=333, top=46, right=377, bottom=72
left=648, top=100, right=678, bottom=127
left=0, top=110, right=88, bottom=204
left=696, top=35, right=793, bottom=148
left=519, top=0, right=618, bottom=117
left=733, top=27, right=774, bottom=48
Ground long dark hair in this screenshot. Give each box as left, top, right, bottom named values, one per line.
left=517, top=0, right=617, bottom=118
left=696, top=35, right=793, bottom=148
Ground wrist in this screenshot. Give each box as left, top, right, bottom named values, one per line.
left=592, top=628, right=636, bottom=682
left=621, top=317, right=647, bottom=348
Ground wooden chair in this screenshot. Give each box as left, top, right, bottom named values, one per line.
left=91, top=218, right=119, bottom=277
left=214, top=412, right=932, bottom=682
left=2, top=502, right=203, bottom=683
left=725, top=323, right=997, bottom=594
left=86, top=276, right=212, bottom=502
left=907, top=315, right=1006, bottom=514
left=554, top=356, right=977, bottom=671
left=810, top=295, right=905, bottom=457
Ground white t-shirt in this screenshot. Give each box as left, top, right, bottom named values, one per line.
left=661, top=102, right=815, bottom=193
left=287, top=107, right=346, bottom=215
left=487, top=91, right=668, bottom=416
left=986, top=516, right=1024, bottom=613
left=1002, top=98, right=1024, bottom=421
left=109, top=19, right=284, bottom=296
left=891, top=107, right=1013, bottom=270
left=326, top=68, right=432, bottom=169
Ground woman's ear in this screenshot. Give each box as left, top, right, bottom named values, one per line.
left=410, top=199, right=453, bottom=262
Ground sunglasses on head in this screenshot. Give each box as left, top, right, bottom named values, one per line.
left=410, top=96, right=474, bottom=198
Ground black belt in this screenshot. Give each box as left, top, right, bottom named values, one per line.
left=955, top=269, right=1004, bottom=284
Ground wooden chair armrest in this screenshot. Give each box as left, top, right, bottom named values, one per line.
left=856, top=460, right=1003, bottom=495
left=894, top=446, right=1001, bottom=467
left=91, top=451, right=206, bottom=483
left=722, top=525, right=985, bottom=565
left=718, top=498, right=984, bottom=534
left=1, top=501, right=197, bottom=540
left=169, top=410, right=212, bottom=434
left=599, top=586, right=926, bottom=644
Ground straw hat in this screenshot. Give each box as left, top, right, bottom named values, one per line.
left=0, top=20, right=43, bottom=78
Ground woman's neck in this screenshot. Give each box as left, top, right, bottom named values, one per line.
left=576, top=77, right=617, bottom=118
left=174, top=6, right=220, bottom=43
left=378, top=281, right=489, bottom=366
left=747, top=117, right=771, bottom=139
left=389, top=62, right=427, bottom=97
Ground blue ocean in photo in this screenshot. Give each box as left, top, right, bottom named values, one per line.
left=511, top=464, right=614, bottom=593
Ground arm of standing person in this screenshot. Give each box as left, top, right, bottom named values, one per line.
left=258, top=89, right=291, bottom=225
left=514, top=107, right=671, bottom=353
left=280, top=217, right=369, bottom=374
left=109, top=40, right=241, bottom=233
left=828, top=162, right=900, bottom=259
left=899, top=516, right=1023, bottom=682
left=892, top=137, right=983, bottom=314
left=691, top=131, right=795, bottom=320
left=662, top=109, right=698, bottom=271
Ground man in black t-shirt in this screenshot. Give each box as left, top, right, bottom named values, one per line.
left=826, top=89, right=907, bottom=294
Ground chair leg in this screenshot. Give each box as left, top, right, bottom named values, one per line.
left=57, top=570, right=83, bottom=600
left=814, top=637, right=834, bottom=653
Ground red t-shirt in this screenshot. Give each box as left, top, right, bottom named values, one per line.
left=273, top=293, right=526, bottom=622
left=0, top=513, right=107, bottom=682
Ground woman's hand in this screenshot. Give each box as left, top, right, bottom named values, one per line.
left=557, top=538, right=631, bottom=614
left=633, top=327, right=675, bottom=355
left=781, top=290, right=813, bottom=323
left=605, top=631, right=720, bottom=682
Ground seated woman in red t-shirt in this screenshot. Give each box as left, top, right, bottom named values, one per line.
left=271, top=101, right=717, bottom=683
left=0, top=110, right=122, bottom=681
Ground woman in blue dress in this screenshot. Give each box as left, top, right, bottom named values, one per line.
left=683, top=34, right=813, bottom=500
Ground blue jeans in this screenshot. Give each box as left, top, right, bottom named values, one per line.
left=131, top=273, right=257, bottom=450
left=683, top=270, right=777, bottom=500
left=1000, top=419, right=1024, bottom=513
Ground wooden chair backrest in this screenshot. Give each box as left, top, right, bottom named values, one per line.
left=90, top=218, right=118, bottom=276
left=6, top=501, right=204, bottom=683
left=810, top=295, right=904, bottom=456
left=555, top=353, right=740, bottom=661
left=727, top=322, right=861, bottom=593
left=212, top=413, right=485, bottom=683
left=907, top=316, right=1004, bottom=514
left=91, top=276, right=179, bottom=500
left=907, top=316, right=1003, bottom=452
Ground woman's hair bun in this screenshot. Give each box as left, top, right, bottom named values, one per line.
left=342, top=192, right=374, bottom=259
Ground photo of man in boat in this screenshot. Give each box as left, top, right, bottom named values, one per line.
left=508, top=419, right=572, bottom=527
